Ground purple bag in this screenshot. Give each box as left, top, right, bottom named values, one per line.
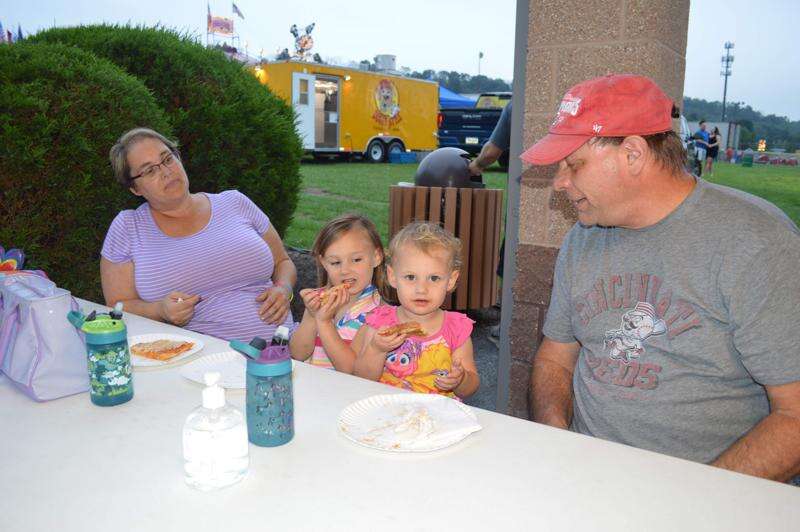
left=0, top=272, right=88, bottom=401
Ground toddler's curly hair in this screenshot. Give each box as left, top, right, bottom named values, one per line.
left=387, top=222, right=462, bottom=272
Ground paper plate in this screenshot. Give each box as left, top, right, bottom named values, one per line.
left=128, top=333, right=204, bottom=368
left=180, top=351, right=247, bottom=389
left=338, top=393, right=482, bottom=453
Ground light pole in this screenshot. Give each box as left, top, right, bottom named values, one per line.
left=720, top=42, right=734, bottom=121
left=478, top=51, right=483, bottom=76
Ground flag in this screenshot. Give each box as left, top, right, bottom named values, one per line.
left=208, top=16, right=234, bottom=35
left=232, top=2, right=244, bottom=19
left=6, top=30, right=13, bottom=44
left=0, top=21, right=5, bottom=44
left=479, top=51, right=484, bottom=59
left=16, top=24, right=23, bottom=41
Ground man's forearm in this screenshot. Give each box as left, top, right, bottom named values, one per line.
left=711, top=411, right=800, bottom=482
left=530, top=358, right=574, bottom=428
left=471, top=142, right=503, bottom=172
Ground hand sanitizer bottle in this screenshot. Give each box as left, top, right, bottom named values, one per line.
left=183, top=371, right=249, bottom=491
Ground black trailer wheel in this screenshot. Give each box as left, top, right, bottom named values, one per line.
left=387, top=140, right=405, bottom=156
left=366, top=139, right=387, bottom=163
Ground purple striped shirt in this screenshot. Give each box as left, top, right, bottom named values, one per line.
left=101, top=190, right=294, bottom=341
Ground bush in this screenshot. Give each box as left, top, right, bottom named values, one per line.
left=32, top=25, right=303, bottom=236
left=0, top=42, right=173, bottom=301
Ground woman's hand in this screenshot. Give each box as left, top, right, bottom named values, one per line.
left=435, top=359, right=465, bottom=392
left=256, top=284, right=291, bottom=325
left=160, top=292, right=201, bottom=326
left=369, top=327, right=407, bottom=355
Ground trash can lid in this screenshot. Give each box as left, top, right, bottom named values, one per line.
left=414, top=148, right=484, bottom=188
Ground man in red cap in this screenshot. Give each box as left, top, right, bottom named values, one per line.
left=526, top=74, right=800, bottom=482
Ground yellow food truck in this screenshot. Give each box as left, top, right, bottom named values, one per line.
left=254, top=61, right=438, bottom=161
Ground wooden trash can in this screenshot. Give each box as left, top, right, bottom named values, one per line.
left=388, top=185, right=504, bottom=310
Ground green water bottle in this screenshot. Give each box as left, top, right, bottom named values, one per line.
left=68, top=304, right=133, bottom=406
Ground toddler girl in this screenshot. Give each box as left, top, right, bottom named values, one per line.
left=290, top=214, right=387, bottom=373
left=353, top=222, right=479, bottom=399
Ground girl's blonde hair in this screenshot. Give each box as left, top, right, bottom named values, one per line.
left=311, top=214, right=389, bottom=299
left=386, top=222, right=462, bottom=272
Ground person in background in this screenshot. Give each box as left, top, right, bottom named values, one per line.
left=705, top=126, right=720, bottom=176
left=354, top=222, right=479, bottom=399
left=525, top=74, right=800, bottom=483
left=290, top=214, right=387, bottom=373
left=101, top=127, right=296, bottom=342
left=469, top=101, right=512, bottom=342
left=693, top=120, right=709, bottom=175
left=468, top=102, right=511, bottom=177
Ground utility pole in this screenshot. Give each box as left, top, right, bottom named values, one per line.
left=478, top=51, right=483, bottom=76
left=720, top=42, right=734, bottom=121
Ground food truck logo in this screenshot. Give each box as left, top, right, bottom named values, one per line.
left=373, top=79, right=402, bottom=128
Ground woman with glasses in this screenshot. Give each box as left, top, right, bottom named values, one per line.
left=100, top=127, right=296, bottom=341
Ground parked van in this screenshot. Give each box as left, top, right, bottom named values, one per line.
left=254, top=61, right=438, bottom=161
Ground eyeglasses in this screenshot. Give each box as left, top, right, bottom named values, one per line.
left=131, top=151, right=179, bottom=181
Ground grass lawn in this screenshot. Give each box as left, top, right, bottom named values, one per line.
left=284, top=160, right=800, bottom=250
left=284, top=161, right=509, bottom=250
left=705, top=162, right=800, bottom=225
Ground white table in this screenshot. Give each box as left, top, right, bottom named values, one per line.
left=2, top=300, right=799, bottom=531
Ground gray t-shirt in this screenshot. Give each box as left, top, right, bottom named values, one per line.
left=543, top=178, right=800, bottom=464
left=489, top=102, right=512, bottom=151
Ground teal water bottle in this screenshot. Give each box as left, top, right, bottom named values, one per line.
left=67, top=304, right=133, bottom=406
left=230, top=326, right=294, bottom=447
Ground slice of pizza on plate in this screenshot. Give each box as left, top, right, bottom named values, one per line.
left=130, top=339, right=195, bottom=361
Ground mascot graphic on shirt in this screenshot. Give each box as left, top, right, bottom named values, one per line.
left=604, top=302, right=666, bottom=362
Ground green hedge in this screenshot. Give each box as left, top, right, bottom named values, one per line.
left=0, top=42, right=173, bottom=300
left=31, top=25, right=303, bottom=236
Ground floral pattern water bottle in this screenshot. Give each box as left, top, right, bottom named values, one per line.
left=67, top=304, right=133, bottom=406
left=230, top=326, right=294, bottom=447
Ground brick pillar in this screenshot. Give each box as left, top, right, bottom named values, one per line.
left=504, top=0, right=690, bottom=418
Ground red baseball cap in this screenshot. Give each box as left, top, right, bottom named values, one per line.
left=520, top=74, right=675, bottom=166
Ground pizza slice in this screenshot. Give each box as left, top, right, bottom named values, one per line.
left=130, top=339, right=195, bottom=361
left=317, top=279, right=355, bottom=305
left=378, top=321, right=426, bottom=337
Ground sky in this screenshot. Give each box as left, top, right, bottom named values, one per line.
left=3, top=1, right=798, bottom=120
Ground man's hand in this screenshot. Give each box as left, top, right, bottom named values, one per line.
left=711, top=380, right=800, bottom=481
left=468, top=160, right=483, bottom=176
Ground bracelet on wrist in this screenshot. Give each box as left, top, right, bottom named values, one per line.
left=276, top=282, right=294, bottom=302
